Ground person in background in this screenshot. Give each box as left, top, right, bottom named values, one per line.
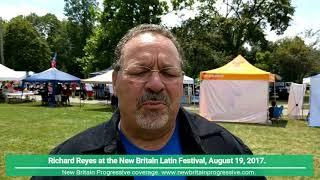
left=71, top=82, right=77, bottom=98
left=62, top=84, right=72, bottom=106
left=66, top=84, right=72, bottom=105
left=80, top=83, right=87, bottom=100
left=268, top=100, right=277, bottom=120
left=55, top=83, right=62, bottom=106
left=6, top=81, right=14, bottom=93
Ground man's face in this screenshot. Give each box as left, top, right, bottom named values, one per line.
left=113, top=32, right=183, bottom=131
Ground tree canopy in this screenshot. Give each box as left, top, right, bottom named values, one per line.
left=1, top=0, right=320, bottom=83
left=4, top=16, right=50, bottom=72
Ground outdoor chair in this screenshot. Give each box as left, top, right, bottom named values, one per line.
left=271, top=105, right=284, bottom=123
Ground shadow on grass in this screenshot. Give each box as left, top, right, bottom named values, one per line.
left=218, top=120, right=288, bottom=128
left=82, top=105, right=114, bottom=113
left=24, top=103, right=74, bottom=108
left=217, top=121, right=271, bottom=127
left=270, top=119, right=288, bottom=128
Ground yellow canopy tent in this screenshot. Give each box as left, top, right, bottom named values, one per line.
left=200, top=55, right=275, bottom=81
left=199, top=55, right=274, bottom=124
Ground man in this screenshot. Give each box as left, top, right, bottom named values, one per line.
left=32, top=24, right=265, bottom=180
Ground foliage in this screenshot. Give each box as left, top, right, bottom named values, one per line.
left=79, top=0, right=169, bottom=76
left=25, top=13, right=73, bottom=72
left=272, top=37, right=319, bottom=82
left=254, top=37, right=320, bottom=82
left=64, top=0, right=98, bottom=77
left=302, top=28, right=320, bottom=50
left=0, top=18, right=6, bottom=64
left=4, top=16, right=51, bottom=72
left=172, top=16, right=231, bottom=78
left=3, top=0, right=320, bottom=82
left=172, top=0, right=295, bottom=78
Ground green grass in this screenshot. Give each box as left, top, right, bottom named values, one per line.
left=1, top=102, right=320, bottom=179
left=0, top=102, right=112, bottom=179
left=218, top=120, right=320, bottom=179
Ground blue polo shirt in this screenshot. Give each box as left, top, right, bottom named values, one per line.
left=119, top=121, right=186, bottom=180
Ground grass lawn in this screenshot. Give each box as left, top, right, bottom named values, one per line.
left=0, top=102, right=319, bottom=179
left=0, top=102, right=112, bottom=179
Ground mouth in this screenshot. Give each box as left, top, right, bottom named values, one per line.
left=141, top=101, right=166, bottom=110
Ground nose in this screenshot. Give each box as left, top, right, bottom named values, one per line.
left=144, top=71, right=165, bottom=93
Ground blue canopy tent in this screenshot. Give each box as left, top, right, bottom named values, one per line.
left=23, top=68, right=80, bottom=82
left=23, top=68, right=81, bottom=106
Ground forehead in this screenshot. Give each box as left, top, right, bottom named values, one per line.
left=121, top=32, right=180, bottom=66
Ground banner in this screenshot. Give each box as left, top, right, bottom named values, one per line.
left=6, top=155, right=313, bottom=176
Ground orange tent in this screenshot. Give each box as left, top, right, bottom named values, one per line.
left=200, top=55, right=275, bottom=82
left=199, top=55, right=274, bottom=124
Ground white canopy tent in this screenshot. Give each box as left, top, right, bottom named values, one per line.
left=0, top=64, right=32, bottom=81
left=182, top=75, right=194, bottom=104
left=81, top=70, right=113, bottom=84
left=183, top=75, right=194, bottom=84
left=199, top=55, right=274, bottom=124
left=303, top=77, right=310, bottom=85
left=287, top=83, right=306, bottom=119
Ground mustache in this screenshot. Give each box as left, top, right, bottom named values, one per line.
left=137, top=92, right=169, bottom=107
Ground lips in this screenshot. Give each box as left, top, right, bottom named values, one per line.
left=142, top=101, right=166, bottom=109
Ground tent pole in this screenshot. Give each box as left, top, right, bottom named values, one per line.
left=192, top=81, right=195, bottom=110
left=80, top=83, right=82, bottom=108
left=274, top=81, right=276, bottom=102
left=302, top=84, right=305, bottom=119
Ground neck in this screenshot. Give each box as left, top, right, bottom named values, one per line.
left=120, top=119, right=176, bottom=151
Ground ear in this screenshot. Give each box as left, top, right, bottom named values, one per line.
left=112, top=70, right=118, bottom=96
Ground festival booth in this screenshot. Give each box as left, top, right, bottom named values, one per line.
left=287, top=83, right=306, bottom=119
left=89, top=67, right=113, bottom=77
left=82, top=70, right=113, bottom=84
left=23, top=68, right=80, bottom=82
left=199, top=55, right=274, bottom=124
left=307, top=74, right=320, bottom=127
left=23, top=68, right=81, bottom=105
left=0, top=64, right=32, bottom=81
left=181, top=75, right=194, bottom=104
left=82, top=70, right=114, bottom=100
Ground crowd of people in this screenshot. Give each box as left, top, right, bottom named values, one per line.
left=0, top=80, right=117, bottom=106
left=0, top=81, right=30, bottom=101
left=39, top=83, right=72, bottom=106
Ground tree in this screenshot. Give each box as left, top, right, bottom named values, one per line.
left=172, top=16, right=231, bottom=78
left=79, top=0, right=169, bottom=76
left=4, top=16, right=51, bottom=72
left=0, top=18, right=5, bottom=64
left=272, top=37, right=317, bottom=82
left=302, top=28, right=320, bottom=50
left=26, top=13, right=77, bottom=74
left=64, top=0, right=98, bottom=77
left=172, top=0, right=294, bottom=77
left=205, top=0, right=294, bottom=54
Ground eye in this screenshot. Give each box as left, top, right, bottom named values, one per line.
left=160, top=68, right=181, bottom=78
left=125, top=66, right=150, bottom=76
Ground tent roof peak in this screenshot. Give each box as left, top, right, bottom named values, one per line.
left=200, top=54, right=274, bottom=81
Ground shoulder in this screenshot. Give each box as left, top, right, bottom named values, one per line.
left=179, top=108, right=252, bottom=154
left=50, top=120, right=115, bottom=154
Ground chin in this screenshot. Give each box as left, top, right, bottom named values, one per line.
left=135, top=110, right=170, bottom=130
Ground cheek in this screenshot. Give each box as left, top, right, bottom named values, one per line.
left=116, top=80, right=144, bottom=104
left=166, top=83, right=183, bottom=102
